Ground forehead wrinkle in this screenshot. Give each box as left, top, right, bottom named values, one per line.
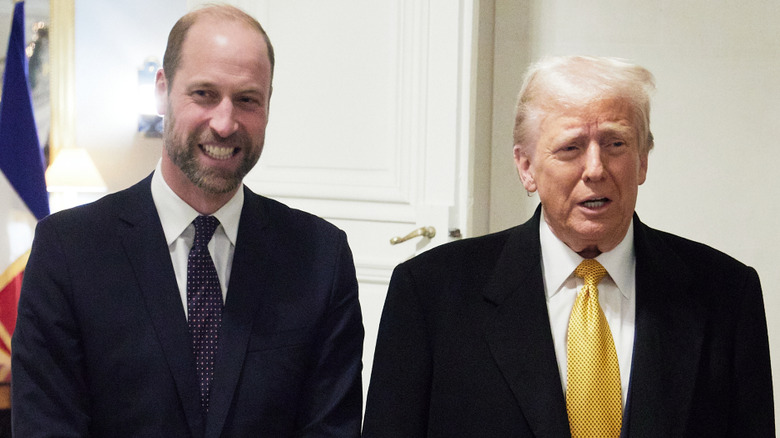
left=182, top=65, right=267, bottom=92
left=554, top=103, right=636, bottom=136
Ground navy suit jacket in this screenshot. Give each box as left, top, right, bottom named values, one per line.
left=12, top=175, right=364, bottom=437
left=363, top=206, right=774, bottom=437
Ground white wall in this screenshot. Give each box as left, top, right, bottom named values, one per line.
left=74, top=0, right=186, bottom=191
left=489, top=0, right=780, bottom=419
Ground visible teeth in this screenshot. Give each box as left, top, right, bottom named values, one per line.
left=202, top=144, right=235, bottom=160
left=583, top=199, right=606, bottom=208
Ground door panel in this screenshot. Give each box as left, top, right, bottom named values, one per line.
left=192, top=0, right=477, bottom=400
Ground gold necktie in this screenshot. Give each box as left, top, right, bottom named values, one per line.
left=566, top=259, right=622, bottom=438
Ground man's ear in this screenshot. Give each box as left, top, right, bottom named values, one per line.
left=266, top=85, right=273, bottom=119
left=155, top=69, right=168, bottom=116
left=514, top=144, right=537, bottom=192
left=638, top=151, right=649, bottom=185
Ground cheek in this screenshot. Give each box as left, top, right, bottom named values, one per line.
left=169, top=106, right=201, bottom=131
left=535, top=173, right=577, bottom=212
left=235, top=111, right=268, bottom=134
left=537, top=165, right=580, bottom=194
left=251, top=114, right=270, bottom=133
left=609, top=155, right=646, bottom=188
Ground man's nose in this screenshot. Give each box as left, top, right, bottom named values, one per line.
left=210, top=98, right=239, bottom=138
left=582, top=142, right=606, bottom=181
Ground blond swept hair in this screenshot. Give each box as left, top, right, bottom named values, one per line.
left=513, top=56, right=655, bottom=155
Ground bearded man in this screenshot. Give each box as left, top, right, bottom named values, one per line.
left=12, top=5, right=363, bottom=437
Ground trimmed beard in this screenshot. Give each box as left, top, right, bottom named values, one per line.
left=162, top=111, right=262, bottom=195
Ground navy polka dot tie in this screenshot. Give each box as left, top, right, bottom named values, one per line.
left=187, top=215, right=223, bottom=413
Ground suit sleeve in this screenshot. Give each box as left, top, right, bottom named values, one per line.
left=362, top=262, right=432, bottom=437
left=11, top=218, right=91, bottom=437
left=297, top=230, right=364, bottom=437
left=729, top=267, right=775, bottom=436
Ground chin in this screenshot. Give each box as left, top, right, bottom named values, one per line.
left=574, top=222, right=627, bottom=250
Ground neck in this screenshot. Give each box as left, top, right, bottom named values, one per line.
left=183, top=191, right=235, bottom=215
left=577, top=247, right=602, bottom=259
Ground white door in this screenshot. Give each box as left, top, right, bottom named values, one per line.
left=190, top=0, right=479, bottom=399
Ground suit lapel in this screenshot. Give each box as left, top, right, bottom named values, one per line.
left=205, top=187, right=271, bottom=438
left=483, top=208, right=572, bottom=438
left=118, top=176, right=205, bottom=437
left=625, top=217, right=704, bottom=437
left=481, top=210, right=707, bottom=437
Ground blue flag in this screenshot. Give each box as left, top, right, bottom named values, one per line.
left=0, top=0, right=49, bottom=221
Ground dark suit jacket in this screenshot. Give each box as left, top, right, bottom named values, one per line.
left=363, top=206, right=774, bottom=437
left=12, top=175, right=364, bottom=437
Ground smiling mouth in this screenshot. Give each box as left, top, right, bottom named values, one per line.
left=581, top=198, right=609, bottom=208
left=201, top=144, right=237, bottom=160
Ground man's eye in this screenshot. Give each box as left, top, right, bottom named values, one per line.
left=236, top=96, right=263, bottom=110
left=192, top=90, right=213, bottom=101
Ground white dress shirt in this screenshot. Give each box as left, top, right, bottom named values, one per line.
left=539, top=212, right=636, bottom=406
left=150, top=162, right=243, bottom=318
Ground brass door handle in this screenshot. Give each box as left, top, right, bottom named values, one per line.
left=390, top=226, right=436, bottom=245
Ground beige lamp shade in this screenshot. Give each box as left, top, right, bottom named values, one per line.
left=45, top=148, right=107, bottom=192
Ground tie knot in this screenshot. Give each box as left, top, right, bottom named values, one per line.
left=574, top=259, right=607, bottom=287
left=193, top=215, right=219, bottom=248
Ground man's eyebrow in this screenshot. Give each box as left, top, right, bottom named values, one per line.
left=236, top=88, right=265, bottom=96
left=185, top=80, right=217, bottom=90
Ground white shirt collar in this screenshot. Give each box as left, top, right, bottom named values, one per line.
left=150, top=160, right=243, bottom=245
left=539, top=207, right=635, bottom=300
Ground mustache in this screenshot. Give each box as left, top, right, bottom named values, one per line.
left=192, top=129, right=251, bottom=150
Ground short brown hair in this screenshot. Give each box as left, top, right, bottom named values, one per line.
left=162, top=4, right=275, bottom=88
